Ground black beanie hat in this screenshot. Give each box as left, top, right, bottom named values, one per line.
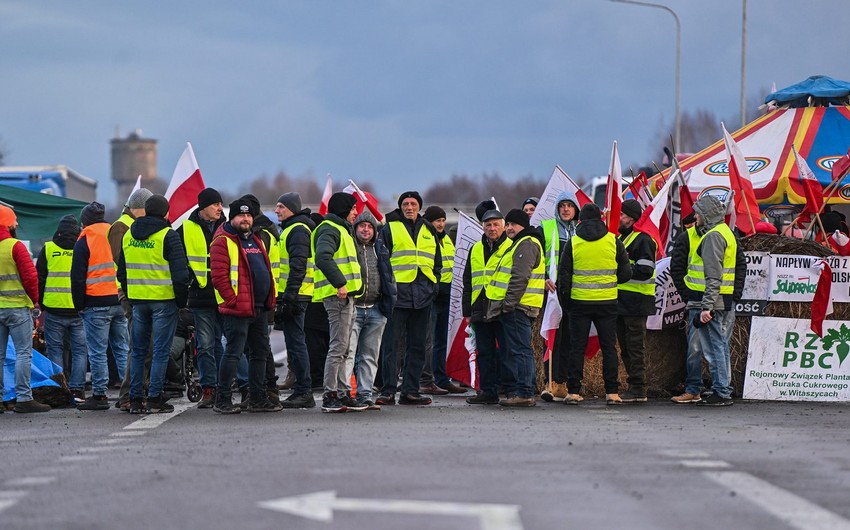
left=504, top=208, right=530, bottom=229
left=240, top=194, right=261, bottom=216
left=579, top=203, right=602, bottom=221
left=397, top=191, right=423, bottom=209
left=80, top=202, right=105, bottom=226
left=229, top=199, right=253, bottom=221
left=327, top=192, right=357, bottom=218
left=197, top=188, right=223, bottom=210
left=621, top=199, right=643, bottom=221
left=145, top=195, right=170, bottom=219
left=423, top=205, right=447, bottom=222
left=55, top=214, right=80, bottom=238
left=523, top=197, right=539, bottom=207
left=475, top=200, right=498, bottom=222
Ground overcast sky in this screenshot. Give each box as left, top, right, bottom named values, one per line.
left=2, top=0, right=848, bottom=206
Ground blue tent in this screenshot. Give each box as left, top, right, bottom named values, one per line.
left=3, top=342, right=61, bottom=401
left=765, top=75, right=850, bottom=108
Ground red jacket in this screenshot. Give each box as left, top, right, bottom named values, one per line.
left=210, top=223, right=275, bottom=317
left=0, top=226, right=38, bottom=305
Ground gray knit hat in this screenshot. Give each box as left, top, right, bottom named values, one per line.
left=126, top=188, right=154, bottom=209
left=277, top=192, right=302, bottom=214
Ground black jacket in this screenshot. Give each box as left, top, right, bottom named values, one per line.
left=378, top=210, right=442, bottom=310
left=557, top=219, right=632, bottom=309
left=36, top=228, right=80, bottom=316
left=176, top=208, right=226, bottom=308
left=278, top=210, right=315, bottom=302
left=462, top=232, right=508, bottom=321
left=117, top=216, right=191, bottom=308
left=617, top=227, right=657, bottom=316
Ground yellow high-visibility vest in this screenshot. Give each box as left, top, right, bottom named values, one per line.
left=311, top=221, right=362, bottom=301
left=571, top=233, right=618, bottom=302
left=468, top=238, right=512, bottom=305
left=388, top=221, right=437, bottom=284
left=484, top=235, right=546, bottom=308
left=439, top=235, right=455, bottom=284
left=0, top=238, right=33, bottom=308
left=122, top=227, right=175, bottom=300
left=617, top=230, right=657, bottom=296
left=43, top=241, right=74, bottom=309
left=182, top=220, right=210, bottom=288
left=278, top=222, right=314, bottom=298
left=684, top=224, right=737, bottom=294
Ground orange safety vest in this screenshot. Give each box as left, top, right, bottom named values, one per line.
left=78, top=223, right=119, bottom=297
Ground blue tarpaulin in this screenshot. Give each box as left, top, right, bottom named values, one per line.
left=765, top=75, right=850, bottom=108
left=3, top=342, right=61, bottom=401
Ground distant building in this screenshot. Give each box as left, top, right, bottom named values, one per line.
left=0, top=165, right=97, bottom=202
left=111, top=129, right=158, bottom=206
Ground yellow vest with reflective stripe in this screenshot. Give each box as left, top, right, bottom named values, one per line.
left=0, top=238, right=33, bottom=308
left=43, top=241, right=74, bottom=309
left=278, top=222, right=314, bottom=298
left=684, top=223, right=737, bottom=294
left=109, top=213, right=134, bottom=240
left=122, top=227, right=175, bottom=300
left=262, top=228, right=280, bottom=297
left=213, top=236, right=240, bottom=304
left=311, top=221, right=362, bottom=301
left=541, top=218, right=560, bottom=271
left=485, top=235, right=546, bottom=309
left=469, top=238, right=512, bottom=305
left=617, top=230, right=657, bottom=296
left=439, top=234, right=455, bottom=284
left=571, top=233, right=618, bottom=301
left=182, top=220, right=210, bottom=288
left=388, top=220, right=437, bottom=284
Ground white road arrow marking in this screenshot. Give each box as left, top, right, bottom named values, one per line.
left=258, top=490, right=523, bottom=530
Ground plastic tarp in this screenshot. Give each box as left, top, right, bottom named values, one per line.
left=3, top=342, right=61, bottom=402
left=765, top=75, right=850, bottom=108
left=0, top=183, right=88, bottom=250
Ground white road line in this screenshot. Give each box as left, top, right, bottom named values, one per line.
left=77, top=446, right=129, bottom=453
left=110, top=430, right=146, bottom=437
left=58, top=455, right=99, bottom=462
left=704, top=471, right=850, bottom=530
left=0, top=490, right=28, bottom=513
left=123, top=401, right=196, bottom=430
left=659, top=449, right=712, bottom=458
left=95, top=438, right=129, bottom=445
left=679, top=460, right=731, bottom=468
left=5, top=477, right=56, bottom=487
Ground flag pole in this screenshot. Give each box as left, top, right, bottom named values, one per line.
left=802, top=164, right=850, bottom=237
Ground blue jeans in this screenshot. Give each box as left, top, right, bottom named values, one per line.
left=500, top=310, right=536, bottom=398
left=471, top=320, right=513, bottom=397
left=0, top=307, right=34, bottom=402
left=281, top=301, right=311, bottom=395
left=687, top=308, right=734, bottom=399
left=218, top=311, right=270, bottom=404
left=345, top=305, right=387, bottom=400
left=130, top=302, right=178, bottom=400
left=192, top=308, right=225, bottom=389
left=81, top=305, right=129, bottom=396
left=43, top=312, right=88, bottom=390
left=323, top=297, right=355, bottom=394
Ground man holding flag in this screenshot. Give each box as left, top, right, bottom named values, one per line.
left=616, top=199, right=656, bottom=403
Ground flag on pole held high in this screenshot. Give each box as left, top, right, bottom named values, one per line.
left=445, top=211, right=484, bottom=389
left=164, top=142, right=206, bottom=228
left=529, top=166, right=592, bottom=227
left=343, top=179, right=383, bottom=222
left=792, top=145, right=823, bottom=224
left=633, top=169, right=680, bottom=260
left=605, top=141, right=623, bottom=234
left=318, top=174, right=333, bottom=216
left=721, top=123, right=760, bottom=235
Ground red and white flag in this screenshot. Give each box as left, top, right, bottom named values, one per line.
left=529, top=166, right=592, bottom=227
left=633, top=169, right=679, bottom=260
left=343, top=179, right=383, bottom=222
left=722, top=123, right=760, bottom=235
left=627, top=170, right=654, bottom=208
left=811, top=259, right=833, bottom=337
left=317, top=174, right=333, bottom=216
left=164, top=143, right=206, bottom=227
left=793, top=146, right=824, bottom=223
left=605, top=141, right=623, bottom=234
left=831, top=148, right=850, bottom=184
left=830, top=231, right=850, bottom=256
left=540, top=227, right=562, bottom=362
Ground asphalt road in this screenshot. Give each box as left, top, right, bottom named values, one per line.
left=2, top=387, right=850, bottom=530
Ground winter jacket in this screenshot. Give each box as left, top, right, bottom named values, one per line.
left=0, top=226, right=38, bottom=306
left=210, top=222, right=276, bottom=317
left=462, top=232, right=509, bottom=322
left=71, top=223, right=121, bottom=309
left=313, top=213, right=360, bottom=294
left=36, top=225, right=80, bottom=316
left=670, top=228, right=747, bottom=308
left=278, top=209, right=315, bottom=303
left=353, top=210, right=397, bottom=317
left=435, top=232, right=453, bottom=304
left=379, top=209, right=441, bottom=310
left=176, top=207, right=226, bottom=308
left=485, top=226, right=545, bottom=320
left=117, top=215, right=191, bottom=308
left=557, top=218, right=632, bottom=309
left=616, top=226, right=657, bottom=316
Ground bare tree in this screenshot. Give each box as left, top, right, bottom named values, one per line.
left=424, top=172, right=547, bottom=209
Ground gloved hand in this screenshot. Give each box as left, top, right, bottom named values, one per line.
left=273, top=299, right=296, bottom=329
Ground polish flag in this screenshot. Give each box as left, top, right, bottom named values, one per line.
left=628, top=171, right=653, bottom=208
left=585, top=324, right=600, bottom=359
left=830, top=231, right=850, bottom=256
left=343, top=180, right=383, bottom=222
left=831, top=148, right=850, bottom=184
left=722, top=123, right=760, bottom=235
left=605, top=141, right=623, bottom=234
left=633, top=169, right=679, bottom=260
left=540, top=227, right=562, bottom=362
left=811, top=259, right=833, bottom=337
left=164, top=143, right=206, bottom=227
left=529, top=166, right=592, bottom=228
left=793, top=146, right=824, bottom=223
left=317, top=174, right=333, bottom=216
left=678, top=169, right=695, bottom=221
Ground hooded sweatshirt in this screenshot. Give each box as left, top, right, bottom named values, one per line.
left=485, top=225, right=546, bottom=319
left=117, top=215, right=191, bottom=308
left=37, top=219, right=81, bottom=316
left=687, top=196, right=739, bottom=311
left=539, top=190, right=579, bottom=244
left=352, top=210, right=397, bottom=317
